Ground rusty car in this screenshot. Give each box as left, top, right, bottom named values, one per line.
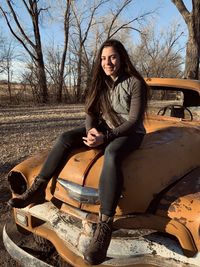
left=3, top=78, right=200, bottom=267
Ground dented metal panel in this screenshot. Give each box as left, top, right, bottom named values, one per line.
left=156, top=167, right=200, bottom=251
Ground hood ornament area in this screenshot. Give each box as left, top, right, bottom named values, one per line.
left=57, top=178, right=99, bottom=205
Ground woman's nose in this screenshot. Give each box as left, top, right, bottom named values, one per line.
left=105, top=58, right=112, bottom=65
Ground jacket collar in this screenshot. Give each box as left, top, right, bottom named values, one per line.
left=105, top=73, right=131, bottom=89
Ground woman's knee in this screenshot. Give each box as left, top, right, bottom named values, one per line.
left=57, top=130, right=78, bottom=147
left=58, top=132, right=70, bottom=144
left=104, top=144, right=120, bottom=162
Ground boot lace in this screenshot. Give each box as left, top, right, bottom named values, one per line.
left=24, top=177, right=45, bottom=196
left=94, top=222, right=111, bottom=249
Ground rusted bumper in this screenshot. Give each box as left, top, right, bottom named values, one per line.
left=3, top=201, right=200, bottom=267
left=3, top=222, right=53, bottom=267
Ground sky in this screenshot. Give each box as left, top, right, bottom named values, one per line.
left=131, top=0, right=191, bottom=43
left=141, top=0, right=192, bottom=23
left=0, top=0, right=192, bottom=81
left=38, top=0, right=192, bottom=47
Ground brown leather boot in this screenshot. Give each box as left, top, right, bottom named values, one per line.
left=83, top=214, right=113, bottom=265
left=7, top=176, right=47, bottom=209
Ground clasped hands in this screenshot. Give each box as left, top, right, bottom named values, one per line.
left=83, top=128, right=105, bottom=147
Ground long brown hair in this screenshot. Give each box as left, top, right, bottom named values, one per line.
left=85, top=39, right=148, bottom=126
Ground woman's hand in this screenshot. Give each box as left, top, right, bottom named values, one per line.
left=83, top=128, right=105, bottom=147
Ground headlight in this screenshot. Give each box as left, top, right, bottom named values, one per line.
left=16, top=211, right=28, bottom=227
left=8, top=171, right=27, bottom=195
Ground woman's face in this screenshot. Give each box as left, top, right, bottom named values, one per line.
left=101, top=46, right=120, bottom=80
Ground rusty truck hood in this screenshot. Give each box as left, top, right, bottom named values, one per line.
left=9, top=116, right=200, bottom=215
left=53, top=116, right=200, bottom=215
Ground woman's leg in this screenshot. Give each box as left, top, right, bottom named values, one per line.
left=84, top=132, right=144, bottom=265
left=39, top=127, right=86, bottom=180
left=8, top=127, right=86, bottom=208
left=99, top=132, right=144, bottom=216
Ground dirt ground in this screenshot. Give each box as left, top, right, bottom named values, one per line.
left=0, top=104, right=85, bottom=267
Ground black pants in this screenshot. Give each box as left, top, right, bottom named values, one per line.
left=39, top=127, right=144, bottom=217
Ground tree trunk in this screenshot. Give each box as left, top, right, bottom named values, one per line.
left=76, top=46, right=83, bottom=102
left=171, top=0, right=200, bottom=80
left=37, top=61, right=48, bottom=103
left=32, top=1, right=48, bottom=103
left=7, top=67, right=12, bottom=102
left=184, top=1, right=200, bottom=79
left=57, top=0, right=71, bottom=103
left=185, top=35, right=199, bottom=79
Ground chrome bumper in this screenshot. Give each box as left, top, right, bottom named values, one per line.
left=3, top=222, right=53, bottom=267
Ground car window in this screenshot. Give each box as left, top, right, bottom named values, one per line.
left=148, top=87, right=200, bottom=121
left=148, top=88, right=183, bottom=115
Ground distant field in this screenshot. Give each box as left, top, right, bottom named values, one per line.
left=0, top=82, right=33, bottom=104
left=0, top=82, right=75, bottom=104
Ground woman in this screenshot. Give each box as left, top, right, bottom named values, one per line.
left=8, top=39, right=148, bottom=265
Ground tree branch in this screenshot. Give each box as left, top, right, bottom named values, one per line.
left=6, top=0, right=36, bottom=49
left=22, top=0, right=32, bottom=16
left=107, top=0, right=132, bottom=38
left=82, top=0, right=109, bottom=45
left=109, top=11, right=153, bottom=39
left=0, top=6, right=37, bottom=60
left=171, top=0, right=190, bottom=24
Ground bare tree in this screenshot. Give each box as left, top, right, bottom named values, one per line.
left=0, top=30, right=6, bottom=75
left=171, top=0, right=200, bottom=79
left=0, top=29, right=18, bottom=102
left=70, top=0, right=109, bottom=102
left=2, top=41, right=16, bottom=102
left=45, top=45, right=61, bottom=99
left=57, top=0, right=71, bottom=102
left=45, top=0, right=71, bottom=102
left=131, top=22, right=184, bottom=78
left=0, top=0, right=49, bottom=102
left=22, top=61, right=42, bottom=103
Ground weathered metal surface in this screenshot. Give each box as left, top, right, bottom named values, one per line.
left=7, top=202, right=200, bottom=267
left=156, top=167, right=200, bottom=251
left=145, top=78, right=200, bottom=93
left=80, top=122, right=200, bottom=214
left=3, top=224, right=53, bottom=267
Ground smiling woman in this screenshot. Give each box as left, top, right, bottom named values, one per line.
left=7, top=38, right=149, bottom=265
